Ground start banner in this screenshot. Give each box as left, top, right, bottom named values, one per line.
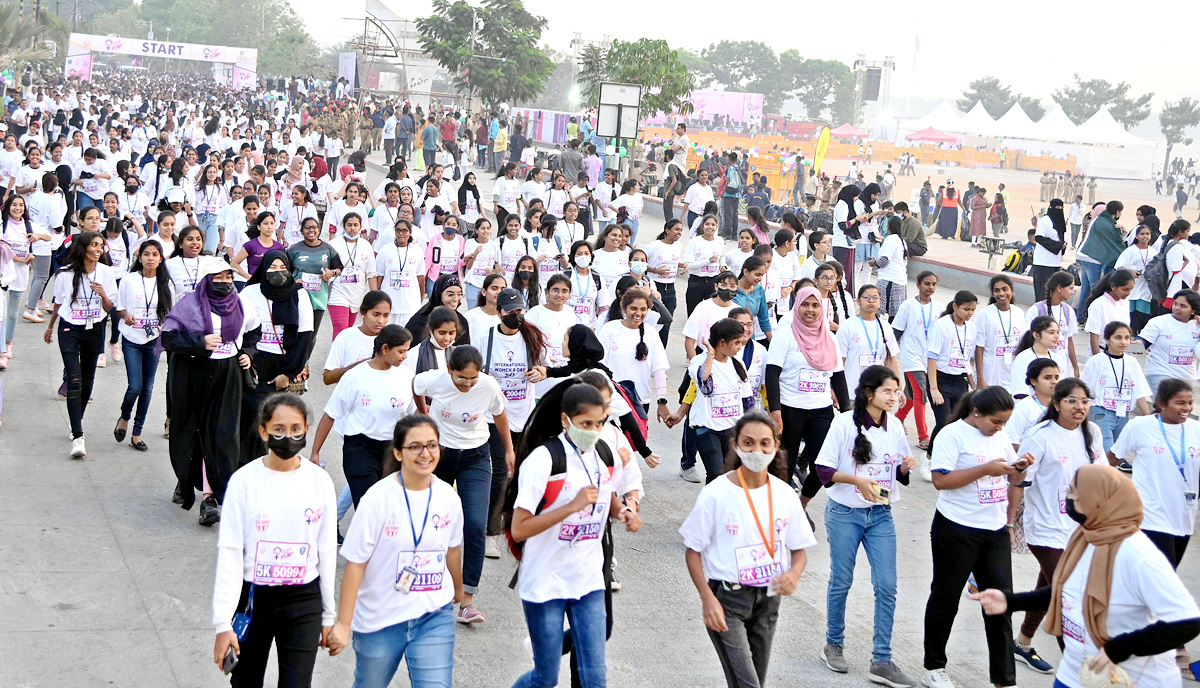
left=64, top=33, right=258, bottom=89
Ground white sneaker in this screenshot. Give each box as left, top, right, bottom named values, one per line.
left=110, top=343, right=123, bottom=362
left=70, top=436, right=86, bottom=459
left=679, top=465, right=702, bottom=483
left=919, top=455, right=932, bottom=482
left=97, top=353, right=107, bottom=368
left=484, top=535, right=501, bottom=559
left=921, top=668, right=955, bottom=688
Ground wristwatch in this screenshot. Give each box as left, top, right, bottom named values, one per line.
left=657, top=398, right=668, bottom=405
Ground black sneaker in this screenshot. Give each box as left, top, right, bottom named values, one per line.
left=172, top=483, right=186, bottom=505
left=1117, top=460, right=1133, bottom=474
left=1013, top=640, right=1054, bottom=673
left=199, top=496, right=221, bottom=526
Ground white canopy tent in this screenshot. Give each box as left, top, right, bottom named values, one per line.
left=947, top=101, right=997, bottom=137
left=992, top=103, right=1042, bottom=140
left=897, top=100, right=962, bottom=135
left=1032, top=105, right=1082, bottom=143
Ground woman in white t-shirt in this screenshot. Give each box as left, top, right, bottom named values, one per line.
left=836, top=284, right=900, bottom=401
left=611, top=179, right=644, bottom=244
left=555, top=201, right=586, bottom=248
left=1030, top=201, right=1067, bottom=301
left=722, top=228, right=756, bottom=277
left=564, top=241, right=609, bottom=328
left=531, top=216, right=568, bottom=289
left=211, top=395, right=337, bottom=688
left=1008, top=315, right=1062, bottom=399
left=462, top=217, right=499, bottom=307
left=926, top=290, right=979, bottom=440
left=114, top=239, right=175, bottom=452
left=1008, top=378, right=1105, bottom=669
left=311, top=325, right=415, bottom=506
left=923, top=386, right=1025, bottom=688
left=1082, top=322, right=1152, bottom=453
left=591, top=224, right=630, bottom=292
left=1135, top=289, right=1200, bottom=394
left=375, top=218, right=423, bottom=326
left=680, top=410, right=814, bottom=688
left=412, top=345, right=513, bottom=624
left=278, top=185, right=318, bottom=247
left=496, top=213, right=532, bottom=281
left=1160, top=219, right=1199, bottom=308
left=593, top=167, right=617, bottom=231
left=323, top=291, right=393, bottom=386
left=1110, top=378, right=1200, bottom=571
left=814, top=366, right=919, bottom=686
left=327, top=213, right=379, bottom=341
left=974, top=464, right=1200, bottom=688
left=1115, top=224, right=1158, bottom=334
left=645, top=219, right=684, bottom=345
left=893, top=272, right=944, bottom=459
left=683, top=213, right=725, bottom=315
left=687, top=319, right=750, bottom=483
left=1, top=193, right=37, bottom=361
left=325, top=413, right=465, bottom=685
left=598, top=288, right=669, bottom=413
left=1082, top=269, right=1134, bottom=356
left=544, top=173, right=571, bottom=220
left=525, top=274, right=578, bottom=400
left=973, top=275, right=1026, bottom=390
left=871, top=215, right=908, bottom=319
left=464, top=273, right=505, bottom=337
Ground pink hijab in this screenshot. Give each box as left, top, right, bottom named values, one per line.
left=790, top=285, right=838, bottom=370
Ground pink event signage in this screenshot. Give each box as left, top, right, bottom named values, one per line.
left=64, top=33, right=258, bottom=90
left=645, top=89, right=764, bottom=126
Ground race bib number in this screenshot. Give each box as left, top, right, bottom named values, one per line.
left=1169, top=345, right=1194, bottom=366
left=71, top=307, right=102, bottom=322
left=995, top=345, right=1014, bottom=363
left=854, top=462, right=893, bottom=498
left=711, top=392, right=740, bottom=419
left=700, top=259, right=719, bottom=276
left=502, top=190, right=518, bottom=205
left=396, top=551, right=445, bottom=593
left=109, top=251, right=125, bottom=270
left=977, top=474, right=1007, bottom=505
left=948, top=356, right=968, bottom=372
left=571, top=298, right=592, bottom=316
left=11, top=240, right=28, bottom=258
left=261, top=326, right=282, bottom=346
left=1061, top=594, right=1086, bottom=643
left=559, top=519, right=603, bottom=544
left=734, top=542, right=782, bottom=585
left=301, top=272, right=322, bottom=292
left=133, top=316, right=160, bottom=331
left=253, top=540, right=309, bottom=585
left=500, top=376, right=528, bottom=402
left=341, top=266, right=361, bottom=284
left=1059, top=483, right=1070, bottom=514
left=798, top=369, right=829, bottom=394
left=285, top=226, right=303, bottom=245
left=439, top=260, right=458, bottom=275
left=858, top=352, right=882, bottom=371
left=1103, top=386, right=1132, bottom=417
left=214, top=341, right=237, bottom=356
left=388, top=270, right=411, bottom=290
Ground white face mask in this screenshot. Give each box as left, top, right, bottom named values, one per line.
left=574, top=254, right=591, bottom=268
left=736, top=447, right=774, bottom=473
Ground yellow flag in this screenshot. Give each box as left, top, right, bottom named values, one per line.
left=813, top=126, right=832, bottom=176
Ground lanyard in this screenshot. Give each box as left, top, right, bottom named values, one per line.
left=574, top=270, right=592, bottom=303
left=182, top=257, right=199, bottom=286
left=1158, top=416, right=1189, bottom=481
left=397, top=470, right=433, bottom=549
left=919, top=298, right=933, bottom=339
left=859, top=316, right=880, bottom=358
left=77, top=271, right=98, bottom=311
left=344, top=238, right=359, bottom=269
left=1107, top=353, right=1126, bottom=390
left=997, top=306, right=1013, bottom=345
left=952, top=319, right=968, bottom=358
left=737, top=467, right=775, bottom=561
left=565, top=436, right=603, bottom=515
left=396, top=243, right=412, bottom=274
left=140, top=274, right=156, bottom=316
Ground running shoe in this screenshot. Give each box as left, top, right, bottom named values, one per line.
left=21, top=310, right=43, bottom=323
left=70, top=436, right=86, bottom=459
left=919, top=455, right=932, bottom=482
left=110, top=343, right=122, bottom=362
left=1117, top=461, right=1132, bottom=474
left=199, top=496, right=221, bottom=526
left=869, top=661, right=916, bottom=687
left=678, top=465, right=701, bottom=483
left=921, top=668, right=955, bottom=688
left=822, top=643, right=849, bottom=673
left=1013, top=641, right=1053, bottom=673
left=484, top=535, right=501, bottom=559
left=97, top=353, right=107, bottom=368
left=455, top=604, right=485, bottom=624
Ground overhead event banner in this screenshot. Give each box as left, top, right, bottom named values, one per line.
left=644, top=89, right=764, bottom=126
left=338, top=52, right=357, bottom=96
left=64, top=33, right=258, bottom=90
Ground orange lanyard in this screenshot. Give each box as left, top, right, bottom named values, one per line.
left=737, top=468, right=774, bottom=560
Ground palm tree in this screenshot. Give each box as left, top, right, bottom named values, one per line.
left=0, top=6, right=53, bottom=68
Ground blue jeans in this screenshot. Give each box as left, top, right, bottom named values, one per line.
left=197, top=211, right=220, bottom=254
left=0, top=286, right=23, bottom=351
left=513, top=589, right=607, bottom=688
left=464, top=282, right=481, bottom=309
left=337, top=485, right=353, bottom=521
left=76, top=194, right=102, bottom=211
left=625, top=218, right=640, bottom=245
left=352, top=604, right=456, bottom=688
left=434, top=443, right=492, bottom=593
left=1075, top=260, right=1104, bottom=322
left=120, top=337, right=160, bottom=436
left=1090, top=406, right=1129, bottom=453
left=825, top=500, right=898, bottom=664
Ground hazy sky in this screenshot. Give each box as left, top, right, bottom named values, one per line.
left=290, top=0, right=1200, bottom=115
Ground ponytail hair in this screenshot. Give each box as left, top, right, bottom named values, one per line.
left=851, top=365, right=901, bottom=465
left=658, top=218, right=682, bottom=241
left=708, top=318, right=748, bottom=382
left=1042, top=270, right=1075, bottom=310
left=1024, top=357, right=1060, bottom=386
left=928, top=385, right=1015, bottom=456
left=618, top=287, right=652, bottom=362
left=1083, top=268, right=1134, bottom=312
left=1015, top=314, right=1057, bottom=355
left=941, top=289, right=978, bottom=318
left=372, top=324, right=413, bottom=357
left=1038, top=378, right=1097, bottom=459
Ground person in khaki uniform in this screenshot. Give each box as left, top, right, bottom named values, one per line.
left=358, top=106, right=374, bottom=153
left=1087, top=177, right=1098, bottom=205
left=1039, top=172, right=1050, bottom=202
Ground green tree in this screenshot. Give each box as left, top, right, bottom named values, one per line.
left=577, top=38, right=695, bottom=119
left=1159, top=98, right=1200, bottom=178
left=958, top=76, right=1044, bottom=121
left=1053, top=74, right=1152, bottom=130
left=791, top=58, right=854, bottom=123
left=415, top=0, right=554, bottom=105
left=524, top=55, right=574, bottom=110
left=0, top=5, right=52, bottom=68
left=699, top=40, right=793, bottom=110
left=676, top=48, right=709, bottom=85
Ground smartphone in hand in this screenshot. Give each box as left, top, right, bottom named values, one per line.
left=222, top=646, right=239, bottom=675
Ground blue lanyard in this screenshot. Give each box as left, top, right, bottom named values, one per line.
left=919, top=298, right=933, bottom=339
left=859, top=316, right=880, bottom=358
left=574, top=271, right=591, bottom=302
left=952, top=320, right=968, bottom=357
left=1107, top=353, right=1125, bottom=390
left=1158, top=416, right=1189, bottom=481
left=397, top=471, right=432, bottom=549
left=564, top=435, right=603, bottom=515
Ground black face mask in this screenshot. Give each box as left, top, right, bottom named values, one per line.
left=517, top=270, right=534, bottom=283
left=1064, top=498, right=1087, bottom=525
left=125, top=185, right=138, bottom=194
left=501, top=313, right=524, bottom=330
left=267, top=433, right=306, bottom=460
left=210, top=281, right=235, bottom=297
left=716, top=287, right=737, bottom=302
left=265, top=271, right=289, bottom=287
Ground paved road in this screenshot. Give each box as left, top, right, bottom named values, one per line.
left=2, top=154, right=1195, bottom=688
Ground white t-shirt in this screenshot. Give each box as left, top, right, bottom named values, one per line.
left=723, top=249, right=753, bottom=276
left=52, top=264, right=119, bottom=326
left=327, top=236, right=378, bottom=309
left=566, top=270, right=609, bottom=328
left=591, top=248, right=629, bottom=292
left=1054, top=533, right=1200, bottom=688
left=1138, top=314, right=1200, bottom=380
left=492, top=177, right=521, bottom=214
left=682, top=181, right=714, bottom=213
left=1115, top=244, right=1158, bottom=302
left=926, top=315, right=976, bottom=376
left=519, top=180, right=547, bottom=207
left=324, top=362, right=416, bottom=440
left=611, top=193, right=644, bottom=222
left=412, top=370, right=506, bottom=449
left=682, top=299, right=735, bottom=350
left=645, top=239, right=682, bottom=284
left=892, top=297, right=944, bottom=373
left=339, top=475, right=464, bottom=633
left=497, top=234, right=532, bottom=279
left=533, top=234, right=568, bottom=286
left=599, top=320, right=669, bottom=402
left=816, top=410, right=912, bottom=508
left=683, top=235, right=725, bottom=278
left=679, top=473, right=816, bottom=586
left=1006, top=396, right=1047, bottom=446
left=1017, top=420, right=1104, bottom=548
left=115, top=273, right=174, bottom=345
left=471, top=325, right=538, bottom=429
left=975, top=304, right=1026, bottom=387
left=239, top=284, right=315, bottom=356
left=163, top=256, right=200, bottom=296
left=212, top=459, right=337, bottom=632
left=876, top=233, right=907, bottom=283
left=1164, top=240, right=1199, bottom=297
left=930, top=419, right=1018, bottom=530
left=1111, top=415, right=1200, bottom=536
left=688, top=354, right=746, bottom=431
left=1032, top=215, right=1063, bottom=267
left=324, top=326, right=375, bottom=371
left=1080, top=352, right=1151, bottom=418
left=279, top=202, right=317, bottom=246
left=764, top=331, right=844, bottom=409
left=514, top=434, right=624, bottom=602
left=1084, top=293, right=1131, bottom=337
left=376, top=242, right=423, bottom=318
left=463, top=239, right=500, bottom=288
left=526, top=304, right=577, bottom=398
left=836, top=315, right=899, bottom=396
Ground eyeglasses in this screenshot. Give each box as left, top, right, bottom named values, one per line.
left=817, top=275, right=837, bottom=282
left=860, top=295, right=880, bottom=302
left=403, top=442, right=440, bottom=455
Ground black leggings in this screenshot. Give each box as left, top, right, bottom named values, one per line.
left=931, top=371, right=970, bottom=440
left=780, top=404, right=834, bottom=498
left=685, top=275, right=716, bottom=316
left=486, top=424, right=521, bottom=536
left=1145, top=529, right=1191, bottom=569
left=343, top=434, right=389, bottom=507
left=232, top=578, right=323, bottom=688
left=59, top=319, right=105, bottom=439
left=657, top=281, right=676, bottom=347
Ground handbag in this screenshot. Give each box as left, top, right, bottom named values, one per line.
left=1078, top=657, right=1133, bottom=687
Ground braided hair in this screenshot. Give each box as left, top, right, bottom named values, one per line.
left=619, top=287, right=652, bottom=361
left=851, top=365, right=901, bottom=464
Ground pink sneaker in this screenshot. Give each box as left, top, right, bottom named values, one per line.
left=455, top=604, right=485, bottom=624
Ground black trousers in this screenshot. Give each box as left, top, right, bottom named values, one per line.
left=232, top=578, right=323, bottom=688
left=657, top=281, right=676, bottom=347
left=1030, top=264, right=1057, bottom=302
left=931, top=372, right=970, bottom=441
left=695, top=427, right=731, bottom=484
left=486, top=424, right=521, bottom=536
left=59, top=319, right=106, bottom=439
left=923, top=511, right=1015, bottom=686
left=780, top=404, right=833, bottom=499
left=343, top=433, right=389, bottom=507
left=707, top=581, right=782, bottom=688
left=686, top=275, right=716, bottom=316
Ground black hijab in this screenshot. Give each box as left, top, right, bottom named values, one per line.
left=555, top=324, right=613, bottom=378
left=836, top=184, right=863, bottom=239
left=247, top=248, right=301, bottom=326
left=406, top=273, right=468, bottom=344
left=1047, top=199, right=1067, bottom=241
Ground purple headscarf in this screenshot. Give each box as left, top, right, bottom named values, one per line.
left=161, top=273, right=244, bottom=344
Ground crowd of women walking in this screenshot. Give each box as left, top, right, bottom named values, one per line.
left=6, top=68, right=1200, bottom=688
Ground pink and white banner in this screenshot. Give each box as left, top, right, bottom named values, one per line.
left=65, top=33, right=258, bottom=89
left=644, top=89, right=765, bottom=125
